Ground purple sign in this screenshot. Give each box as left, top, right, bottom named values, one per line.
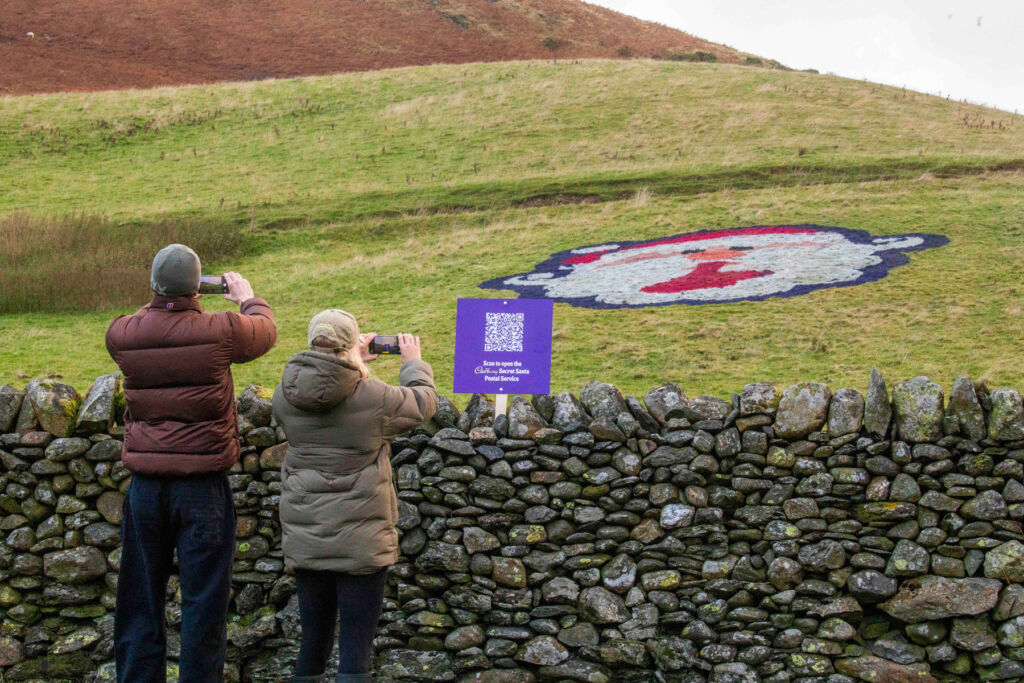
left=454, top=298, right=553, bottom=395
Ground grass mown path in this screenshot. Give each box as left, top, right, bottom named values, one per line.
left=1, top=60, right=1022, bottom=401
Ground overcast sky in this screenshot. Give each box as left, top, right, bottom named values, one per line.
left=587, top=0, right=1022, bottom=114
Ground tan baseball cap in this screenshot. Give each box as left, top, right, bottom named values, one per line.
left=307, top=309, right=359, bottom=351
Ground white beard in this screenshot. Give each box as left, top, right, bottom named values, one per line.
left=502, top=233, right=927, bottom=306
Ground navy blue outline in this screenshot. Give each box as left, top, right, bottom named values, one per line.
left=479, top=224, right=949, bottom=309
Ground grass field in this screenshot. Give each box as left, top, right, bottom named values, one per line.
left=1, top=59, right=1022, bottom=401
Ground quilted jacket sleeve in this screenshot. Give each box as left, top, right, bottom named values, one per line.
left=229, top=297, right=278, bottom=364
left=381, top=360, right=438, bottom=440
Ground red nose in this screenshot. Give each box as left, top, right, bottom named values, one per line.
left=641, top=261, right=772, bottom=294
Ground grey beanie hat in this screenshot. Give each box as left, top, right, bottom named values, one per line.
left=151, top=244, right=201, bottom=296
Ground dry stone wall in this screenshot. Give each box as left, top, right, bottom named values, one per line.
left=3, top=371, right=1024, bottom=682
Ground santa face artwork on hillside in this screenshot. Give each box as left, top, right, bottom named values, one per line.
left=480, top=225, right=948, bottom=308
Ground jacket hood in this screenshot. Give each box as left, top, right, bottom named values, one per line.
left=280, top=351, right=362, bottom=413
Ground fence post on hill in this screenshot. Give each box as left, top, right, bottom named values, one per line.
left=453, top=298, right=553, bottom=422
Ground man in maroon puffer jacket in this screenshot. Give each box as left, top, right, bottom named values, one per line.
left=106, top=244, right=276, bottom=683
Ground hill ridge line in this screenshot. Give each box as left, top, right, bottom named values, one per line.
left=243, top=157, right=1024, bottom=232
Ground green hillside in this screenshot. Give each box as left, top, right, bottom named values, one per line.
left=1, top=60, right=1022, bottom=399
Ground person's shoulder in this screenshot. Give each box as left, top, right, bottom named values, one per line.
left=351, top=376, right=386, bottom=395
left=105, top=304, right=148, bottom=334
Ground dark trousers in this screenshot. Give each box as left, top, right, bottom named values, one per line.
left=115, top=472, right=236, bottom=683
left=294, top=568, right=389, bottom=678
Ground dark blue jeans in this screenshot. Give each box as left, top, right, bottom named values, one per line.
left=115, top=472, right=235, bottom=683
left=294, top=568, right=388, bottom=677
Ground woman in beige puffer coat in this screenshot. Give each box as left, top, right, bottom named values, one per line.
left=272, top=310, right=437, bottom=683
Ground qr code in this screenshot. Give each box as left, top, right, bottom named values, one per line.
left=485, top=312, right=524, bottom=352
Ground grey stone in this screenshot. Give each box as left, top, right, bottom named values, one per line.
left=600, top=553, right=637, bottom=594
left=430, top=395, right=460, bottom=429
left=847, top=569, right=899, bottom=603
left=919, top=490, right=960, bottom=511
left=855, top=501, right=916, bottom=523
left=984, top=540, right=1024, bottom=582
left=462, top=527, right=500, bottom=554
left=624, top=395, right=659, bottom=432
left=469, top=476, right=515, bottom=500
left=989, top=389, right=1024, bottom=440
left=235, top=535, right=269, bottom=560
left=598, top=639, right=649, bottom=667
left=643, top=383, right=688, bottom=424
left=997, top=616, right=1024, bottom=648
left=44, top=437, right=91, bottom=462
left=75, top=373, right=122, bottom=433
left=444, top=624, right=485, bottom=651
left=4, top=652, right=94, bottom=680
left=379, top=649, right=454, bottom=681
left=578, top=586, right=629, bottom=624
left=827, top=388, right=864, bottom=437
left=646, top=636, right=696, bottom=671
left=0, top=385, right=24, bottom=433
left=995, top=585, right=1024, bottom=621
left=237, top=384, right=273, bottom=427
left=640, top=570, right=681, bottom=592
left=768, top=557, right=803, bottom=590
left=660, top=503, right=695, bottom=529
left=818, top=617, right=857, bottom=641
left=589, top=417, right=626, bottom=444
left=507, top=397, right=547, bottom=439
left=83, top=522, right=121, bottom=548
left=26, top=380, right=82, bottom=438
left=864, top=367, right=892, bottom=438
left=610, top=448, right=640, bottom=476
left=835, top=655, right=937, bottom=683
left=905, top=621, right=947, bottom=646
left=868, top=635, right=926, bottom=665
left=889, top=473, right=922, bottom=502
left=885, top=540, right=929, bottom=577
left=516, top=636, right=568, bottom=666
left=537, top=659, right=610, bottom=683
left=686, top=395, right=732, bottom=421
left=492, top=557, right=526, bottom=588
left=86, top=438, right=122, bottom=462
left=549, top=392, right=590, bottom=430
left=798, top=540, right=846, bottom=572
left=0, top=634, right=23, bottom=667
left=977, top=659, right=1024, bottom=681
left=42, top=547, right=107, bottom=584
left=880, top=576, right=1002, bottom=622
left=557, top=623, right=598, bottom=648
left=892, top=376, right=944, bottom=443
left=950, top=616, right=997, bottom=651
left=416, top=541, right=470, bottom=573
left=773, top=382, right=831, bottom=439
left=948, top=376, right=987, bottom=441
left=787, top=652, right=833, bottom=676
left=542, top=577, right=580, bottom=604
left=960, top=490, right=1008, bottom=521
left=740, top=382, right=780, bottom=416
left=579, top=381, right=627, bottom=422
left=709, top=663, right=758, bottom=683
left=14, top=379, right=40, bottom=434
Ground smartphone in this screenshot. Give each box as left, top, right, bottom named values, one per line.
left=198, top=275, right=228, bottom=294
left=369, top=335, right=401, bottom=355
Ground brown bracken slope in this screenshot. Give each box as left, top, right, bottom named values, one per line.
left=0, top=0, right=753, bottom=96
